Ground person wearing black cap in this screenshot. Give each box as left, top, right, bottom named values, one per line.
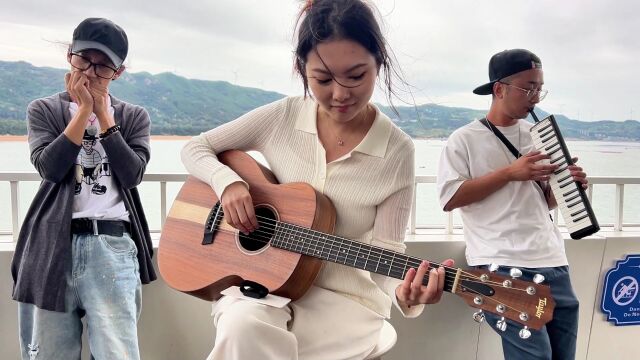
left=436, top=49, right=588, bottom=359
left=11, top=18, right=154, bottom=360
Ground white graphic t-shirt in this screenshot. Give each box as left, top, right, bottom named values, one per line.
left=70, top=100, right=130, bottom=221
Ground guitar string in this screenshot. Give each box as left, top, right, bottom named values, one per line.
left=213, top=212, right=463, bottom=283
left=218, top=224, right=459, bottom=283
left=256, top=216, right=533, bottom=292
left=206, top=227, right=536, bottom=321
left=215, top=211, right=532, bottom=292
left=211, top=225, right=526, bottom=300
left=200, top=208, right=541, bottom=321
left=208, top=212, right=533, bottom=294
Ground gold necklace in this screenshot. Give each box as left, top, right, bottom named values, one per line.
left=327, top=105, right=371, bottom=146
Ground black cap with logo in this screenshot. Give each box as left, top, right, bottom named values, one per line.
left=71, top=18, right=128, bottom=68
left=473, top=49, right=542, bottom=95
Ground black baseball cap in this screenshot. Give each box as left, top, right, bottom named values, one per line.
left=71, top=18, right=128, bottom=68
left=473, top=49, right=542, bottom=95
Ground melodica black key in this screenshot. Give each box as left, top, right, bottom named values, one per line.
left=529, top=113, right=600, bottom=239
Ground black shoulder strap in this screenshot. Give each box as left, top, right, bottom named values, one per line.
left=479, top=118, right=522, bottom=159
left=479, top=118, right=551, bottom=219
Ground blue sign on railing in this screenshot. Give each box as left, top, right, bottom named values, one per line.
left=601, top=254, right=640, bottom=326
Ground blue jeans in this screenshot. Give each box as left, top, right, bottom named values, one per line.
left=18, top=232, right=142, bottom=360
left=480, top=265, right=579, bottom=360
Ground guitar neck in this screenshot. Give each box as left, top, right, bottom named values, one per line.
left=271, top=222, right=458, bottom=293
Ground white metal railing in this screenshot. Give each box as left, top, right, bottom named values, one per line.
left=0, top=172, right=186, bottom=242
left=2, top=172, right=640, bottom=242
left=412, top=175, right=640, bottom=234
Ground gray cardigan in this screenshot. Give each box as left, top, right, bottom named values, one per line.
left=11, top=92, right=157, bottom=312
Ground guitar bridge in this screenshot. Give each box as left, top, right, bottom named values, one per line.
left=202, top=202, right=223, bottom=245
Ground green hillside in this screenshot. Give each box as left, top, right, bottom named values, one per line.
left=1, top=61, right=639, bottom=140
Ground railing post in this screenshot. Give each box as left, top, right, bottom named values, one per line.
left=615, top=184, right=624, bottom=231
left=10, top=181, right=20, bottom=242
left=446, top=211, right=453, bottom=235
left=587, top=183, right=593, bottom=202
left=160, top=181, right=167, bottom=227
left=410, top=182, right=417, bottom=234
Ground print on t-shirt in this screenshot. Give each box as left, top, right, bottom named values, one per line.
left=75, top=128, right=111, bottom=195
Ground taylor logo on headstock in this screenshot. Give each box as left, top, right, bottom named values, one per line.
left=536, top=298, right=548, bottom=319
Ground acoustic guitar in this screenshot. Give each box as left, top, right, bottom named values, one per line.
left=159, top=150, right=554, bottom=332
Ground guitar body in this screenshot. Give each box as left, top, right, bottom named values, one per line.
left=159, top=150, right=336, bottom=301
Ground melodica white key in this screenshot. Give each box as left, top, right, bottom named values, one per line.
left=529, top=112, right=600, bottom=239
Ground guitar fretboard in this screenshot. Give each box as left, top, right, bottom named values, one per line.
left=270, top=222, right=457, bottom=292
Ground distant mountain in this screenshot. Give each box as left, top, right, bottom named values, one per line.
left=0, top=61, right=283, bottom=135
left=384, top=105, right=640, bottom=141
left=1, top=60, right=639, bottom=140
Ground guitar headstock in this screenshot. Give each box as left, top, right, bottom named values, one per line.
left=452, top=268, right=555, bottom=331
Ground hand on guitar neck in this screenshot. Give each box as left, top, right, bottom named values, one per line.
left=396, top=259, right=455, bottom=307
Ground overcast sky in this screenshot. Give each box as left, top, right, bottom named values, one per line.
left=1, top=0, right=638, bottom=121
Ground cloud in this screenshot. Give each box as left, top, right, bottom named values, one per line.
left=1, top=0, right=638, bottom=121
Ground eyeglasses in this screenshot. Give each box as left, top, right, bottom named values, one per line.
left=69, top=53, right=119, bottom=79
left=500, top=81, right=548, bottom=101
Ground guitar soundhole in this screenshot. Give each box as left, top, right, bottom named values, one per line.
left=238, top=206, right=277, bottom=252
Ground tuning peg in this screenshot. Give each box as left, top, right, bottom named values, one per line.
left=519, top=326, right=531, bottom=339
left=489, top=263, right=500, bottom=272
left=509, top=268, right=522, bottom=279
left=473, top=310, right=485, bottom=323
left=533, top=274, right=545, bottom=284
left=526, top=286, right=536, bottom=295
left=496, top=317, right=507, bottom=332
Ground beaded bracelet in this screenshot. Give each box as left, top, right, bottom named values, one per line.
left=100, top=124, right=121, bottom=139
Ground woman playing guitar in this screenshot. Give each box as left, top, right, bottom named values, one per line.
left=179, top=0, right=453, bottom=359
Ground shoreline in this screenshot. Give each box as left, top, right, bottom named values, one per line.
left=1, top=135, right=638, bottom=144
left=0, top=135, right=193, bottom=141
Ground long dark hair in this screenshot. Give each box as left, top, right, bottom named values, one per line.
left=293, top=0, right=405, bottom=114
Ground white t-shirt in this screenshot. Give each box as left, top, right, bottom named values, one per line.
left=69, top=101, right=129, bottom=221
left=437, top=119, right=567, bottom=267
